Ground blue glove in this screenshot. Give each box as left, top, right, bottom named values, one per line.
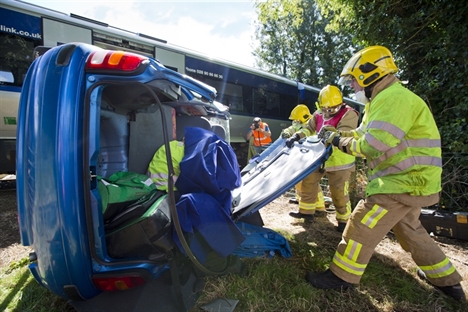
left=285, top=133, right=300, bottom=148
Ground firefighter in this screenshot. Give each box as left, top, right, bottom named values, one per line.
left=281, top=104, right=326, bottom=213
left=246, top=117, right=272, bottom=156
left=306, top=46, right=465, bottom=302
left=286, top=86, right=359, bottom=232
left=147, top=140, right=184, bottom=192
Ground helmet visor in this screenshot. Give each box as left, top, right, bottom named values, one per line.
left=338, top=75, right=353, bottom=87
left=322, top=106, right=341, bottom=114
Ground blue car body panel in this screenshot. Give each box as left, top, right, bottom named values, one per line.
left=16, top=43, right=223, bottom=300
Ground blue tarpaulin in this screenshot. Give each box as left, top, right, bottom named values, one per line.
left=174, top=127, right=244, bottom=262
left=232, top=222, right=292, bottom=258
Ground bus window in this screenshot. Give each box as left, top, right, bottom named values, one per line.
left=252, top=88, right=280, bottom=118
left=204, top=78, right=244, bottom=112
left=0, top=71, right=14, bottom=83
left=0, top=34, right=36, bottom=87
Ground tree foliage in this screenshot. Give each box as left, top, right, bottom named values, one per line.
left=254, top=0, right=468, bottom=209
left=253, top=0, right=354, bottom=87
left=315, top=0, right=468, bottom=153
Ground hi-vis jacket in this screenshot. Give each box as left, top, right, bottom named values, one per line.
left=300, top=106, right=359, bottom=171
left=147, top=140, right=184, bottom=191
left=281, top=121, right=305, bottom=138
left=252, top=122, right=272, bottom=147
left=337, top=76, right=442, bottom=197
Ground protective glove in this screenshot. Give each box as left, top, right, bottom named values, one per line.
left=318, top=126, right=338, bottom=139
left=285, top=133, right=300, bottom=148
left=281, top=131, right=292, bottom=139
left=323, top=131, right=341, bottom=147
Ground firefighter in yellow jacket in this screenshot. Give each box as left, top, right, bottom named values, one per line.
left=147, top=140, right=184, bottom=192
left=306, top=46, right=465, bottom=301
left=286, top=86, right=359, bottom=232
left=281, top=104, right=327, bottom=212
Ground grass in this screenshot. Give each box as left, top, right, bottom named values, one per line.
left=194, top=229, right=466, bottom=312
left=0, top=258, right=74, bottom=312
left=1, top=218, right=467, bottom=311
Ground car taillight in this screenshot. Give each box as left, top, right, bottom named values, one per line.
left=85, top=50, right=148, bottom=71
left=92, top=276, right=146, bottom=291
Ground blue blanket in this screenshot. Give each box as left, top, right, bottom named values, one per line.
left=174, top=127, right=244, bottom=263
left=232, top=222, right=292, bottom=258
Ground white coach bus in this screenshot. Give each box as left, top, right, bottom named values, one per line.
left=0, top=0, right=363, bottom=173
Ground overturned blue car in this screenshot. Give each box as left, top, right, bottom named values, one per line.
left=16, top=43, right=331, bottom=309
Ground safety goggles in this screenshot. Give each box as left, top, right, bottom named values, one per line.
left=321, top=105, right=342, bottom=115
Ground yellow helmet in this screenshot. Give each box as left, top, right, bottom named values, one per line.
left=289, top=104, right=311, bottom=123
left=318, top=85, right=342, bottom=108
left=338, top=45, right=398, bottom=88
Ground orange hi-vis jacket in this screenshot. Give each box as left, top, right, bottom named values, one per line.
left=252, top=122, right=272, bottom=147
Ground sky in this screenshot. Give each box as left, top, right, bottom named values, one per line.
left=28, top=0, right=259, bottom=67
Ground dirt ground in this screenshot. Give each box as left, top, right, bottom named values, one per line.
left=260, top=193, right=468, bottom=297
left=1, top=189, right=467, bottom=297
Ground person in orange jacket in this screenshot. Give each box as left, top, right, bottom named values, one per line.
left=246, top=117, right=272, bottom=157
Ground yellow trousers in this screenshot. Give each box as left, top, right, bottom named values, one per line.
left=330, top=193, right=463, bottom=286
left=298, top=167, right=353, bottom=223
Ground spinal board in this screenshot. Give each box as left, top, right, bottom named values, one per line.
left=232, top=135, right=331, bottom=221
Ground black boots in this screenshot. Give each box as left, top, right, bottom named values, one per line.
left=289, top=211, right=314, bottom=221
left=314, top=210, right=327, bottom=217
left=305, top=269, right=353, bottom=290
left=336, top=222, right=346, bottom=233
left=289, top=198, right=299, bottom=204
left=417, top=269, right=466, bottom=301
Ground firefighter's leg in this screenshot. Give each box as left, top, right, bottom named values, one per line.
left=327, top=168, right=353, bottom=231
left=390, top=194, right=463, bottom=287
left=290, top=181, right=302, bottom=204
left=329, top=194, right=416, bottom=284
left=315, top=188, right=327, bottom=217
left=289, top=169, right=324, bottom=220
left=298, top=169, right=324, bottom=214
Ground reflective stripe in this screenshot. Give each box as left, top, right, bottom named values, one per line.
left=149, top=172, right=169, bottom=180
left=332, top=239, right=366, bottom=275
left=299, top=201, right=316, bottom=212
left=368, top=120, right=405, bottom=140
left=326, top=162, right=355, bottom=172
left=149, top=173, right=178, bottom=189
left=369, top=139, right=441, bottom=169
left=350, top=140, right=364, bottom=157
left=335, top=201, right=352, bottom=221
left=335, top=181, right=351, bottom=221
left=365, top=132, right=391, bottom=152
left=361, top=204, right=387, bottom=229
left=369, top=156, right=442, bottom=180
left=420, top=257, right=456, bottom=278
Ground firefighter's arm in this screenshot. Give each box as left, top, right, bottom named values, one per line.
left=321, top=110, right=360, bottom=138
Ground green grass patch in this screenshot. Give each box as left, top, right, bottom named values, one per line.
left=0, top=258, right=73, bottom=312
left=1, top=233, right=466, bottom=312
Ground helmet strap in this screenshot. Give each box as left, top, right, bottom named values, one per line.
left=364, top=76, right=385, bottom=99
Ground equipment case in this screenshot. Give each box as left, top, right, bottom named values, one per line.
left=419, top=209, right=468, bottom=241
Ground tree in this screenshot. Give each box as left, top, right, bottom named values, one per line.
left=315, top=0, right=468, bottom=210
left=315, top=0, right=468, bottom=152
left=253, top=0, right=354, bottom=88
